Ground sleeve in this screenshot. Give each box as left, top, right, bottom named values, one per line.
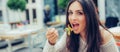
left=100, top=37, right=119, bottom=52
left=43, top=32, right=67, bottom=52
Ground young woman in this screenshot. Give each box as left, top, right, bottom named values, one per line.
left=43, top=0, right=119, bottom=52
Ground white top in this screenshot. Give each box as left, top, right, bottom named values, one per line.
left=43, top=32, right=119, bottom=52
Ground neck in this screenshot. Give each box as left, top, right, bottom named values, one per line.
left=80, top=31, right=86, bottom=41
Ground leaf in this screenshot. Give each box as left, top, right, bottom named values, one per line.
left=7, top=0, right=26, bottom=11
left=65, top=25, right=72, bottom=36
left=58, top=0, right=69, bottom=9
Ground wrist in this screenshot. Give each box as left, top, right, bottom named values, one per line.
left=48, top=41, right=55, bottom=45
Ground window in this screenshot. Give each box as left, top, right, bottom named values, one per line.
left=25, top=9, right=30, bottom=24
left=32, top=9, right=36, bottom=19
left=32, top=9, right=37, bottom=23
left=32, top=0, right=35, bottom=3
left=0, top=0, right=2, bottom=6
left=0, top=10, right=3, bottom=22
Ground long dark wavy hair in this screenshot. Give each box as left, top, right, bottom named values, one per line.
left=66, top=0, right=104, bottom=52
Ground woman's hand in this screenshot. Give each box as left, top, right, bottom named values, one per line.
left=46, top=28, right=58, bottom=45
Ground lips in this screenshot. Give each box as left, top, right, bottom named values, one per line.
left=72, top=23, right=79, bottom=31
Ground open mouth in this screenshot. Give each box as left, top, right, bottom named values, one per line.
left=72, top=23, right=80, bottom=31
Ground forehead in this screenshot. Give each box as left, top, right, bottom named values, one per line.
left=68, top=1, right=83, bottom=11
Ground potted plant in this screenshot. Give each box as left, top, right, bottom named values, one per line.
left=7, top=0, right=26, bottom=28
left=58, top=0, right=69, bottom=14
left=7, top=0, right=26, bottom=11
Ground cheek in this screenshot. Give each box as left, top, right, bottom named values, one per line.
left=80, top=18, right=86, bottom=26
left=68, top=17, right=72, bottom=23
left=79, top=17, right=86, bottom=30
left=79, top=16, right=86, bottom=24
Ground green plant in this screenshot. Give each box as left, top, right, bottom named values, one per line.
left=58, top=0, right=69, bottom=10
left=7, top=0, right=27, bottom=11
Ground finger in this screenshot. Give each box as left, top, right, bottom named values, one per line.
left=51, top=30, right=58, bottom=39
left=46, top=28, right=56, bottom=38
left=49, top=34, right=57, bottom=43
left=48, top=28, right=56, bottom=35
left=54, top=30, right=58, bottom=36
left=47, top=33, right=57, bottom=40
left=52, top=36, right=58, bottom=43
left=46, top=32, right=55, bottom=39
left=47, top=28, right=55, bottom=33
left=46, top=28, right=55, bottom=37
left=50, top=28, right=55, bottom=34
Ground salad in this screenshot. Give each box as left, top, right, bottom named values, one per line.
left=65, top=25, right=72, bottom=36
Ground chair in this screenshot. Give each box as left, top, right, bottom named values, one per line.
left=13, top=29, right=46, bottom=52
left=0, top=40, right=8, bottom=52
left=105, top=17, right=119, bottom=28
left=11, top=38, right=24, bottom=46
left=14, top=47, right=43, bottom=52
left=13, top=25, right=65, bottom=52
left=0, top=40, right=8, bottom=49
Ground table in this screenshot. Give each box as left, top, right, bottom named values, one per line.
left=0, top=25, right=41, bottom=52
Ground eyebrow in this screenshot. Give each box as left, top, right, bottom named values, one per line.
left=68, top=10, right=83, bottom=12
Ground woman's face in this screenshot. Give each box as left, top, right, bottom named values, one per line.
left=68, top=1, right=86, bottom=34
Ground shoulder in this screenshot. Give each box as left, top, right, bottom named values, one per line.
left=100, top=27, right=113, bottom=45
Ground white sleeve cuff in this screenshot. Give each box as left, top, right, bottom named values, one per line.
left=43, top=40, right=55, bottom=52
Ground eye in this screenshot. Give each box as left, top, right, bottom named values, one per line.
left=77, top=11, right=84, bottom=15
left=68, top=11, right=73, bottom=15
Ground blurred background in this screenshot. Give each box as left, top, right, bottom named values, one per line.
left=0, top=0, right=120, bottom=52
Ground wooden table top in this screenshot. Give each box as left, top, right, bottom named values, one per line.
left=0, top=25, right=41, bottom=40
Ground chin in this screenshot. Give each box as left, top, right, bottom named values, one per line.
left=73, top=31, right=80, bottom=34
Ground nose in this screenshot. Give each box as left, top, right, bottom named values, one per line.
left=71, top=14, right=77, bottom=21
